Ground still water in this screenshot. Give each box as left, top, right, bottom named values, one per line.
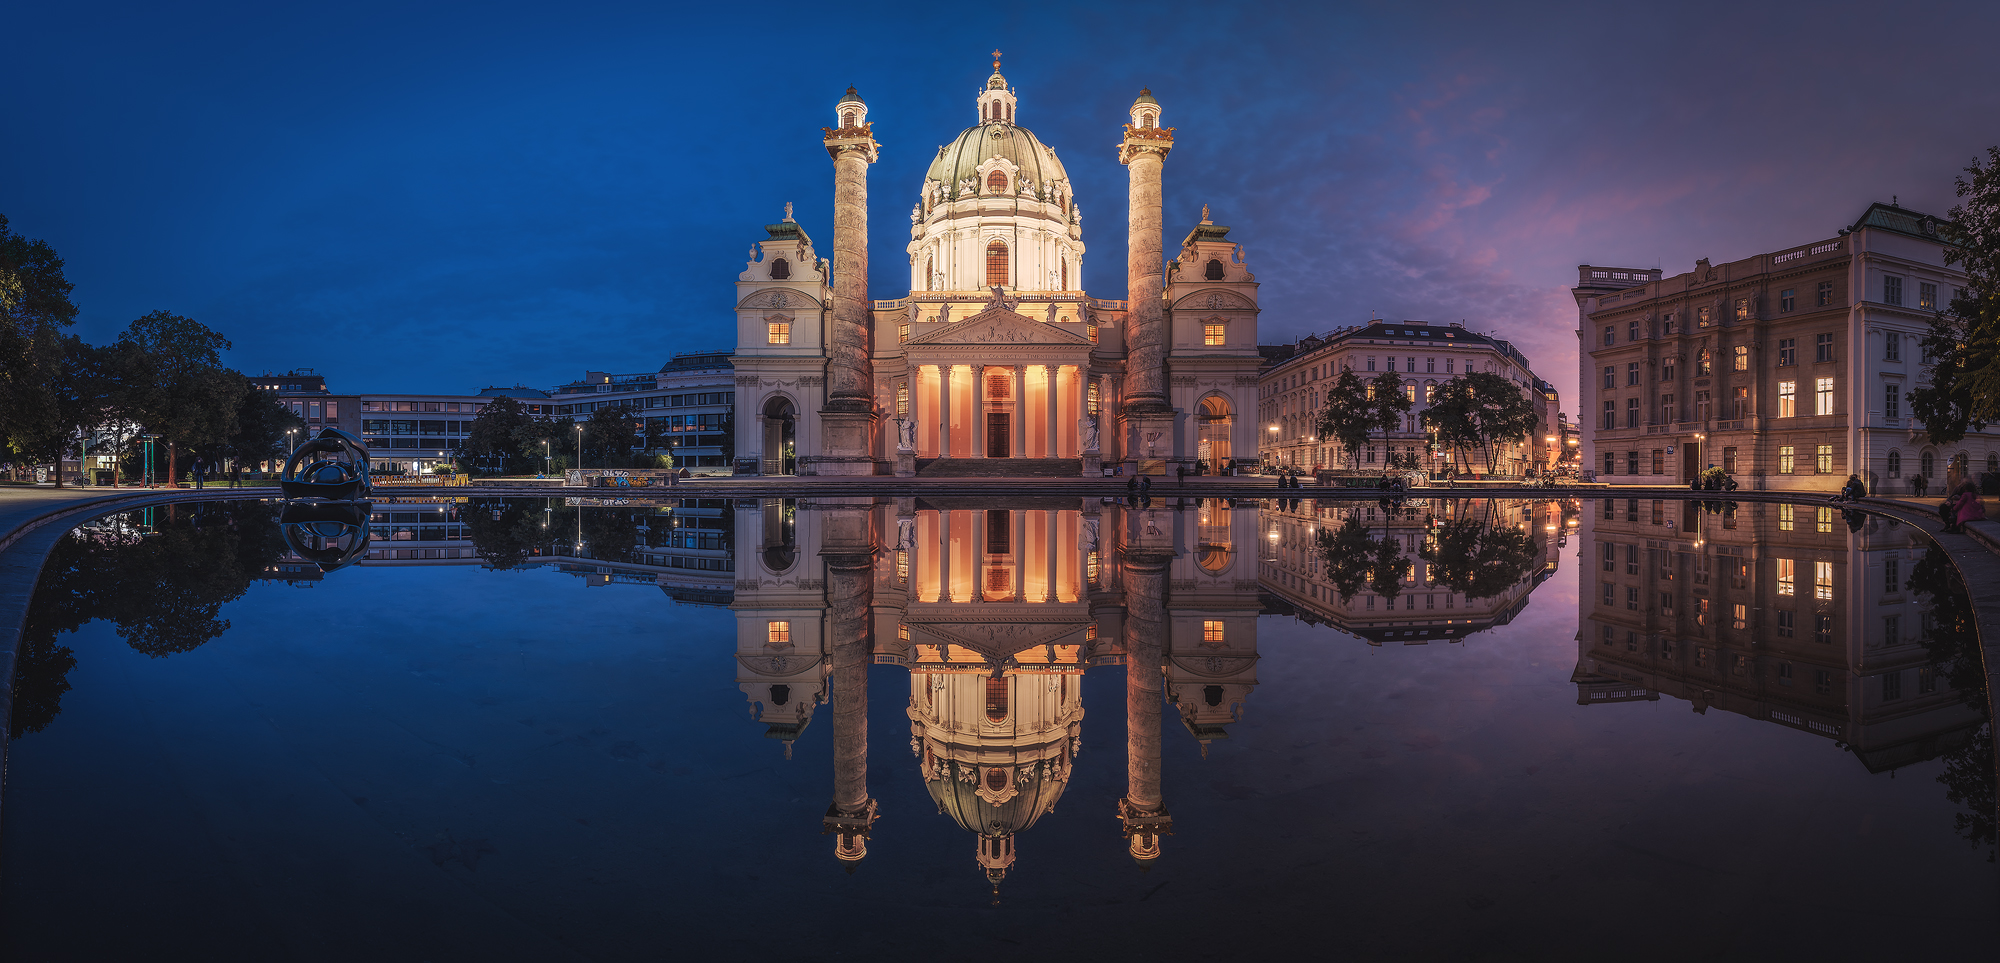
left=3, top=494, right=1993, bottom=960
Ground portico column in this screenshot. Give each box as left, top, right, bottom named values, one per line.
left=1012, top=509, right=1026, bottom=601
left=1044, top=509, right=1058, bottom=602
left=972, top=364, right=986, bottom=458
left=1046, top=365, right=1060, bottom=458
left=1077, top=366, right=1091, bottom=447
left=972, top=509, right=986, bottom=601
left=1013, top=365, right=1026, bottom=458
left=939, top=365, right=954, bottom=458
left=937, top=509, right=952, bottom=602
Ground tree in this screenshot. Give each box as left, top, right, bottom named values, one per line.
left=514, top=413, right=569, bottom=473
left=230, top=374, right=305, bottom=472
left=1423, top=371, right=1539, bottom=474
left=1315, top=516, right=1378, bottom=601
left=583, top=404, right=641, bottom=468
left=0, top=214, right=82, bottom=479
left=465, top=497, right=549, bottom=568
left=1313, top=368, right=1376, bottom=469
left=109, top=311, right=237, bottom=484
left=1368, top=530, right=1410, bottom=601
left=1368, top=370, right=1414, bottom=454
left=465, top=396, right=531, bottom=474
left=6, top=335, right=109, bottom=487
left=1911, top=146, right=2000, bottom=445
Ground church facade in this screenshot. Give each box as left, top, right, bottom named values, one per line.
left=732, top=58, right=1262, bottom=476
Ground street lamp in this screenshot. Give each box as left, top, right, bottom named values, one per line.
left=543, top=438, right=551, bottom=477
left=575, top=423, right=584, bottom=473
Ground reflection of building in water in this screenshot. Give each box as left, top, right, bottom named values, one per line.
left=730, top=496, right=1262, bottom=889
left=1260, top=498, right=1565, bottom=644
left=1574, top=499, right=1982, bottom=769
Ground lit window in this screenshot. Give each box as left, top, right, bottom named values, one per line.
left=985, top=240, right=1009, bottom=287
left=1204, top=323, right=1226, bottom=346
left=1815, top=560, right=1833, bottom=601
left=1816, top=444, right=1832, bottom=474
left=1732, top=345, right=1748, bottom=371
left=1203, top=621, right=1224, bottom=643
left=1919, top=282, right=1937, bottom=310
left=1698, top=306, right=1712, bottom=327
left=1734, top=298, right=1749, bottom=321
left=896, top=383, right=909, bottom=415
left=767, top=621, right=791, bottom=645
left=1777, top=558, right=1795, bottom=595
left=1779, top=504, right=1795, bottom=531
left=1777, top=381, right=1795, bottom=417
left=1778, top=338, right=1796, bottom=366
left=899, top=322, right=911, bottom=343
left=767, top=321, right=791, bottom=345
left=987, top=170, right=1008, bottom=194
left=1779, top=446, right=1795, bottom=474
left=1816, top=505, right=1834, bottom=533
left=1815, top=377, right=1834, bottom=415
left=1733, top=604, right=1746, bottom=629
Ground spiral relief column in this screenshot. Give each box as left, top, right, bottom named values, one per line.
left=819, top=87, right=882, bottom=474
left=1118, top=545, right=1175, bottom=863
left=821, top=503, right=879, bottom=861
left=1118, top=89, right=1176, bottom=473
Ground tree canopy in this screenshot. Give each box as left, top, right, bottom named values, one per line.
left=1423, top=371, right=1539, bottom=474
left=1911, top=146, right=2000, bottom=445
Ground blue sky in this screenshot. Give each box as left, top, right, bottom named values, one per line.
left=5, top=0, right=1996, bottom=412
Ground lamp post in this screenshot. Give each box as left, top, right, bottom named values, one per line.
left=575, top=423, right=584, bottom=474
left=543, top=439, right=550, bottom=477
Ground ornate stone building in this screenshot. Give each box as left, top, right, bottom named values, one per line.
left=732, top=58, right=1263, bottom=476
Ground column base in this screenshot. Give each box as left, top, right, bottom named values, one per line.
left=1117, top=797, right=1173, bottom=864
left=894, top=450, right=916, bottom=477
left=1120, top=411, right=1177, bottom=476
left=1082, top=452, right=1102, bottom=477
left=823, top=798, right=879, bottom=862
left=815, top=409, right=880, bottom=476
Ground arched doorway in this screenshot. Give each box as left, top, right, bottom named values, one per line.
left=763, top=397, right=797, bottom=475
left=1196, top=395, right=1234, bottom=474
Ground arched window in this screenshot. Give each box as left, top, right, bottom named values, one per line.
left=769, top=257, right=789, bottom=280
left=986, top=170, right=1008, bottom=194
left=985, top=240, right=1009, bottom=287
left=841, top=111, right=855, bottom=128
left=1921, top=449, right=1935, bottom=477
left=1005, top=102, right=1013, bottom=123
left=1060, top=258, right=1068, bottom=291
left=925, top=255, right=934, bottom=291
left=1887, top=450, right=1901, bottom=477
left=768, top=684, right=790, bottom=706
left=984, top=677, right=1008, bottom=722
left=986, top=768, right=1007, bottom=791
left=1205, top=259, right=1225, bottom=280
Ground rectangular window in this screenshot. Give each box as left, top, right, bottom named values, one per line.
left=1883, top=275, right=1903, bottom=306
left=1778, top=662, right=1794, bottom=685
left=1603, top=400, right=1616, bottom=430
left=1919, top=666, right=1937, bottom=694
left=1778, top=610, right=1796, bottom=636
left=899, top=322, right=911, bottom=343
left=1816, top=444, right=1833, bottom=473
left=1627, top=321, right=1639, bottom=342
left=1626, top=398, right=1640, bottom=428
left=1885, top=557, right=1900, bottom=593
left=1662, top=640, right=1676, bottom=661
left=1777, top=558, right=1795, bottom=595
left=1817, top=280, right=1835, bottom=307
left=1815, top=377, right=1833, bottom=415
left=1778, top=381, right=1796, bottom=418
left=1885, top=332, right=1900, bottom=361
left=1603, top=326, right=1615, bottom=346
left=1780, top=288, right=1796, bottom=311
left=1816, top=505, right=1834, bottom=533
left=1883, top=614, right=1900, bottom=645
left=1881, top=672, right=1902, bottom=701
left=1603, top=452, right=1615, bottom=476
left=1627, top=586, right=1638, bottom=610
left=1734, top=298, right=1749, bottom=321
left=1732, top=386, right=1747, bottom=419
left=1602, top=582, right=1614, bottom=606
left=767, top=621, right=791, bottom=645
left=1778, top=338, right=1796, bottom=366
left=1698, top=306, right=1712, bottom=327
left=1603, top=497, right=1616, bottom=520
left=1663, top=313, right=1677, bottom=335
left=1628, top=362, right=1640, bottom=385
left=1445, top=358, right=1455, bottom=373
left=1366, top=357, right=1376, bottom=371
left=1204, top=323, right=1226, bottom=346
left=767, top=321, right=791, bottom=345
left=1919, top=281, right=1937, bottom=310
left=1651, top=449, right=1664, bottom=475
left=1661, top=358, right=1676, bottom=381
left=1627, top=450, right=1639, bottom=474
left=1733, top=603, right=1747, bottom=629
left=1603, top=366, right=1615, bottom=390
left=1779, top=504, right=1795, bottom=531
left=1651, top=500, right=1663, bottom=525
left=1626, top=544, right=1639, bottom=575
left=325, top=401, right=339, bottom=420
left=1661, top=394, right=1675, bottom=423
left=1814, top=669, right=1831, bottom=694
left=1815, top=560, right=1833, bottom=601
left=1203, top=620, right=1224, bottom=643
left=1627, top=498, right=1639, bottom=522
left=1722, top=446, right=1736, bottom=473
left=1816, top=332, right=1834, bottom=362
left=1601, top=543, right=1615, bottom=572
left=896, top=383, right=909, bottom=416
left=1732, top=345, right=1748, bottom=371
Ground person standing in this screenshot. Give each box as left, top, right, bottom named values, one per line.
left=1914, top=473, right=1929, bottom=498
left=191, top=456, right=206, bottom=490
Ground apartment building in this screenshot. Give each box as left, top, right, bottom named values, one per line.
left=1575, top=203, right=1982, bottom=492
left=1257, top=321, right=1562, bottom=474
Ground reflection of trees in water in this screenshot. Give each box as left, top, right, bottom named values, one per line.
left=1420, top=506, right=1541, bottom=601
left=11, top=502, right=287, bottom=738
left=1910, top=545, right=1994, bottom=856
left=464, top=498, right=549, bottom=570
left=1316, top=517, right=1376, bottom=602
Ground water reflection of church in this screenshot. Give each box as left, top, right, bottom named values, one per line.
left=731, top=496, right=1261, bottom=889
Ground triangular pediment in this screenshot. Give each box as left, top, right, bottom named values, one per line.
left=905, top=306, right=1092, bottom=346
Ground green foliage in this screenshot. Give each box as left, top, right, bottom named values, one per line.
left=1314, top=516, right=1378, bottom=601
left=1911, top=146, right=2000, bottom=445
left=464, top=396, right=532, bottom=473
left=1369, top=369, right=1414, bottom=439
left=1313, top=368, right=1376, bottom=468
left=0, top=215, right=82, bottom=473
left=109, top=311, right=239, bottom=478
left=1423, top=371, right=1539, bottom=473
left=584, top=404, right=641, bottom=468
left=230, top=375, right=305, bottom=467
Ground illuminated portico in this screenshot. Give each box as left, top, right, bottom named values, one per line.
left=899, top=306, right=1097, bottom=460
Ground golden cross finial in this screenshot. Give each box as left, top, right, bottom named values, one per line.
left=992, top=49, right=1002, bottom=71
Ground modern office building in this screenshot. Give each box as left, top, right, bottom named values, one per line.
left=549, top=351, right=736, bottom=469
left=1574, top=202, right=1984, bottom=492
left=1256, top=321, right=1562, bottom=474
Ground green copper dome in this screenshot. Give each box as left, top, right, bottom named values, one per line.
left=924, top=122, right=1069, bottom=196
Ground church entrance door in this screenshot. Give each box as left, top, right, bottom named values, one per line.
left=987, top=413, right=1011, bottom=457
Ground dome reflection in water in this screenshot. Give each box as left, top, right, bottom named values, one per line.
left=3, top=494, right=1993, bottom=957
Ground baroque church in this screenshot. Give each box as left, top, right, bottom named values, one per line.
left=731, top=55, right=1262, bottom=476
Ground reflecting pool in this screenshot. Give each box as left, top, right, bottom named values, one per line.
left=3, top=494, right=1994, bottom=958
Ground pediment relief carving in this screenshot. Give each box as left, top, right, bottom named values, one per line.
left=737, top=288, right=826, bottom=311
left=903, top=306, right=1091, bottom=346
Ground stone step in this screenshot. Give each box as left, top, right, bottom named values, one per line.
left=915, top=458, right=1083, bottom=478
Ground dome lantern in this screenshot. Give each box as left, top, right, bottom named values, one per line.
left=1129, top=88, right=1161, bottom=130
left=976, top=50, right=1017, bottom=125
left=836, top=86, right=867, bottom=130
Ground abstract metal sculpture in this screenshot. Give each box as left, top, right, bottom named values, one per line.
left=278, top=500, right=373, bottom=572
left=281, top=427, right=372, bottom=502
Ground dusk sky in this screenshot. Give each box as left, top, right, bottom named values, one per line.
left=6, top=0, right=1996, bottom=415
